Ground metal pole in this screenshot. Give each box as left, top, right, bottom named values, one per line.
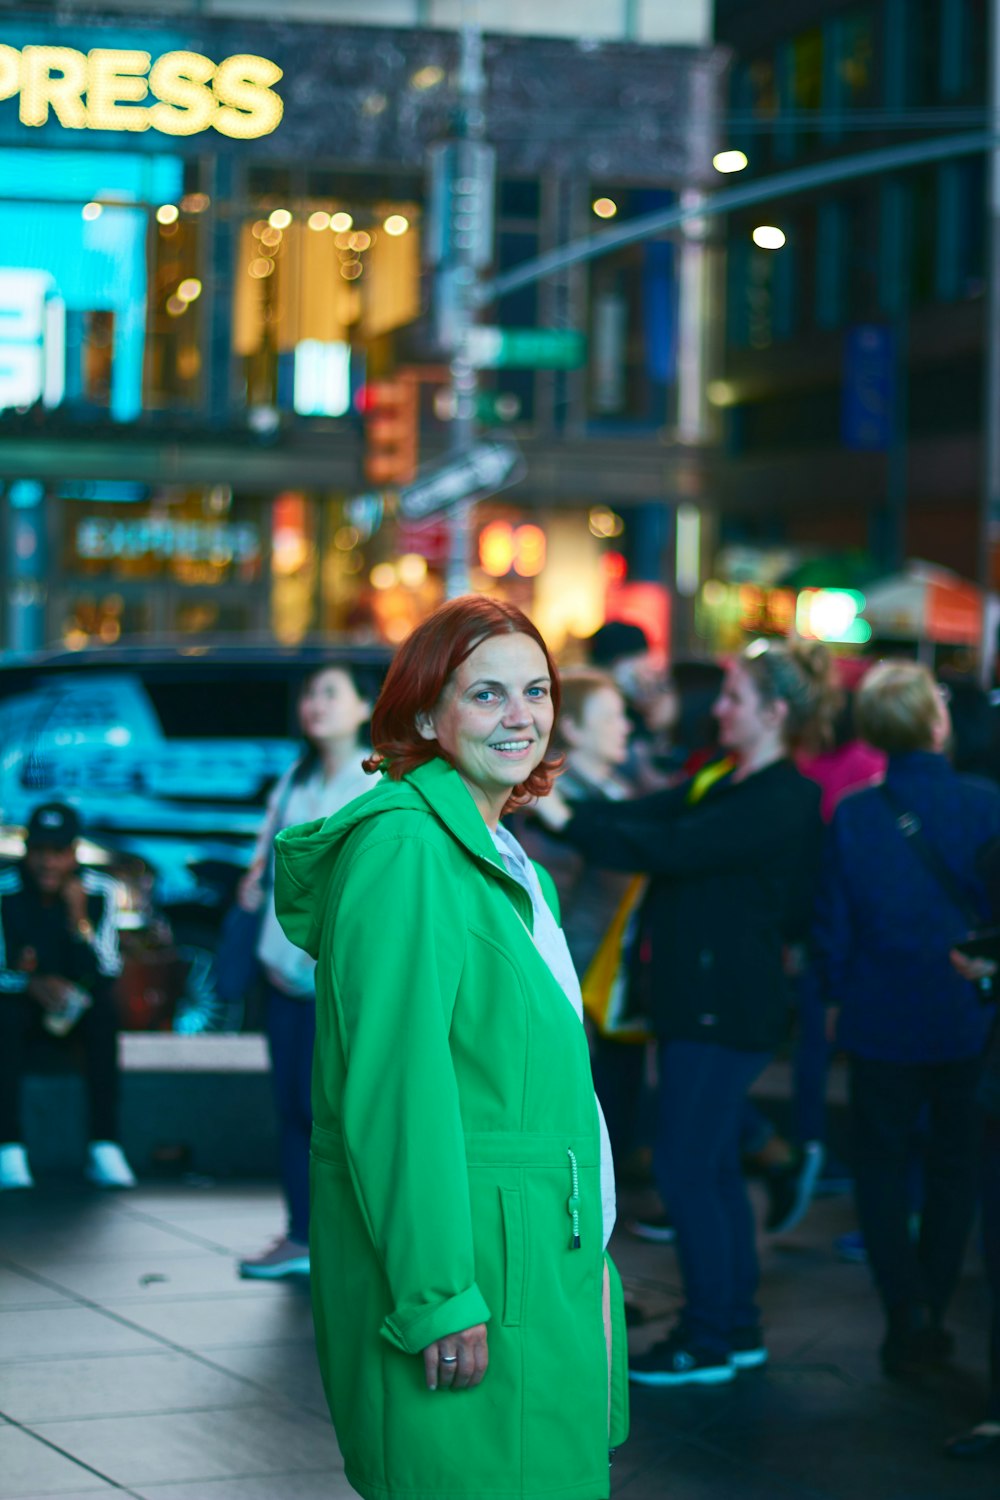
left=474, top=129, right=1000, bottom=309
left=444, top=24, right=485, bottom=600
left=980, top=0, right=1000, bottom=682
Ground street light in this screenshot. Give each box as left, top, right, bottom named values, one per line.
left=713, top=150, right=749, bottom=174
left=752, top=225, right=786, bottom=249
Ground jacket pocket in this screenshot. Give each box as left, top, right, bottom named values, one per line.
left=499, top=1185, right=525, bottom=1327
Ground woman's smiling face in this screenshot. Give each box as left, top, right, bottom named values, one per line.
left=417, top=632, right=555, bottom=822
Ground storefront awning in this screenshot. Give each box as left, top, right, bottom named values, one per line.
left=863, top=561, right=982, bottom=645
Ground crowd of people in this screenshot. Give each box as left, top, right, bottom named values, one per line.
left=4, top=594, right=1000, bottom=1495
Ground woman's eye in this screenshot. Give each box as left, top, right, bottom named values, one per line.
left=474, top=691, right=497, bottom=703
left=526, top=686, right=548, bottom=699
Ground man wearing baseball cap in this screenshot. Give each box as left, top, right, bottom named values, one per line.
left=0, top=802, right=135, bottom=1190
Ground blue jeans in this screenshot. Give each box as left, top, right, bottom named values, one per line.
left=265, top=985, right=315, bottom=1244
left=792, top=964, right=830, bottom=1147
left=656, top=1039, right=770, bottom=1354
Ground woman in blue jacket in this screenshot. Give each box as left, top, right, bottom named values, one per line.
left=814, top=660, right=1000, bottom=1378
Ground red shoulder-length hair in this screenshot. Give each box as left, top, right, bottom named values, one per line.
left=363, top=594, right=563, bottom=811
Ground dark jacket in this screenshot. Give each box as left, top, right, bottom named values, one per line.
left=813, top=751, right=1000, bottom=1064
left=0, top=865, right=122, bottom=997
left=561, top=758, right=823, bottom=1052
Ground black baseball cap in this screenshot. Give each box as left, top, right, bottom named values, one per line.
left=26, top=803, right=82, bottom=849
left=586, top=620, right=650, bottom=668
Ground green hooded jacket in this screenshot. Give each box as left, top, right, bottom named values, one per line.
left=274, top=757, right=628, bottom=1500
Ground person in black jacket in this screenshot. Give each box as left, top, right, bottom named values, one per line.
left=0, top=803, right=135, bottom=1191
left=536, top=637, right=830, bottom=1385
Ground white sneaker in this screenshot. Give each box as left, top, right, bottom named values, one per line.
left=85, top=1141, right=137, bottom=1189
left=0, top=1142, right=34, bottom=1190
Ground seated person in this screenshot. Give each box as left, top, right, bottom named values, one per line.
left=0, top=803, right=135, bottom=1190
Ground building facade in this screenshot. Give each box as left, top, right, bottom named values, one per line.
left=712, top=0, right=990, bottom=600
left=0, top=3, right=723, bottom=654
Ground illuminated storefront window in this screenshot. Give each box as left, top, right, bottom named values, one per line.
left=146, top=190, right=208, bottom=408
left=58, top=483, right=266, bottom=644
left=0, top=147, right=209, bottom=421
left=232, top=178, right=422, bottom=416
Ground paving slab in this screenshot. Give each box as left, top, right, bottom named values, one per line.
left=133, top=1473, right=354, bottom=1500
left=0, top=1426, right=114, bottom=1499
left=0, top=1267, right=76, bottom=1312
left=0, top=1351, right=262, bottom=1424
left=97, top=1287, right=315, bottom=1351
left=0, top=1307, right=161, bottom=1363
left=16, top=1253, right=272, bottom=1304
left=203, top=1341, right=330, bottom=1419
left=31, top=1405, right=342, bottom=1488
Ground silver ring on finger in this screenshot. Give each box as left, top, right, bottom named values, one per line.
left=440, top=1354, right=458, bottom=1363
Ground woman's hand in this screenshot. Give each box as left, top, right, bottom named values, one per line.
left=950, top=949, right=999, bottom=984
left=422, top=1322, right=488, bottom=1392
left=533, top=785, right=572, bottom=832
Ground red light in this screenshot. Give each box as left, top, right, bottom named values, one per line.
left=602, top=551, right=627, bottom=583
left=361, top=379, right=419, bottom=485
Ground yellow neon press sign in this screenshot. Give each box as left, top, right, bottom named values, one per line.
left=0, top=45, right=284, bottom=139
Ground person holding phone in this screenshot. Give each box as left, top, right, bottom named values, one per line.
left=947, top=844, right=1000, bottom=1460
left=814, top=661, right=1000, bottom=1378
left=0, top=803, right=134, bottom=1191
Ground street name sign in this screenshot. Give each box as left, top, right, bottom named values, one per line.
left=464, top=327, right=586, bottom=370
left=398, top=440, right=526, bottom=519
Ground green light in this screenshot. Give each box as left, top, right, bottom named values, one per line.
left=796, top=587, right=869, bottom=643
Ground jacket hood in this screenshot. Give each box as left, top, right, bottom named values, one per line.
left=273, top=758, right=508, bottom=960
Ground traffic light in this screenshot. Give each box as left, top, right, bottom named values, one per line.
left=361, top=378, right=418, bottom=487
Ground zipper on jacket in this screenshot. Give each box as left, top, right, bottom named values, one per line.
left=566, top=1148, right=581, bottom=1249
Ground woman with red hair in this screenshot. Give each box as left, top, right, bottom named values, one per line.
left=273, top=595, right=627, bottom=1500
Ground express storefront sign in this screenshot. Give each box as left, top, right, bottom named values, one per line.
left=0, top=44, right=283, bottom=139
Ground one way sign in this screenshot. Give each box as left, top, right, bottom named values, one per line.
left=398, top=440, right=526, bottom=519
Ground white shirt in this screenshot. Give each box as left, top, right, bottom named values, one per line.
left=256, top=756, right=374, bottom=995
left=491, top=824, right=617, bottom=1249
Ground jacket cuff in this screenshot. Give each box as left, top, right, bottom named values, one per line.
left=380, top=1284, right=491, bottom=1354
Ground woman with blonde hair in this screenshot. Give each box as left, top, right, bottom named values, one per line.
left=513, top=668, right=644, bottom=1165
left=815, top=658, right=1000, bottom=1378
left=537, top=638, right=831, bottom=1384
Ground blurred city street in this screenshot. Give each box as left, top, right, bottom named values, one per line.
left=0, top=1171, right=993, bottom=1500
left=3, top=1, right=1000, bottom=1497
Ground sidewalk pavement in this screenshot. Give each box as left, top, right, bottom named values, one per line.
left=0, top=1175, right=993, bottom=1500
